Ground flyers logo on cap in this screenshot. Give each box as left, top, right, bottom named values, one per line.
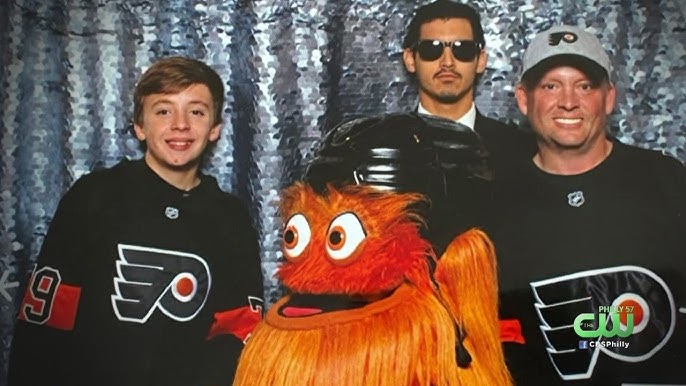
left=548, top=31, right=578, bottom=46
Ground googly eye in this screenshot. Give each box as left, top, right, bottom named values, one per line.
left=283, top=214, right=311, bottom=259
left=326, top=212, right=366, bottom=261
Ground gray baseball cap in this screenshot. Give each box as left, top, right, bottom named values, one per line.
left=521, top=25, right=612, bottom=81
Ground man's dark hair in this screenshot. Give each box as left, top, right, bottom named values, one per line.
left=402, top=0, right=485, bottom=50
left=520, top=55, right=610, bottom=91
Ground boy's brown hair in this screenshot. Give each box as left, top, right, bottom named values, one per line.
left=133, top=56, right=224, bottom=126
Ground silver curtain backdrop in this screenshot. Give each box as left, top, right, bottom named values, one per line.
left=1, top=0, right=685, bottom=382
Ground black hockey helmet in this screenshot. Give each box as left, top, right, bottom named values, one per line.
left=303, top=112, right=492, bottom=200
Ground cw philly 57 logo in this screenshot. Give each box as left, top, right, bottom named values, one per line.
left=574, top=297, right=644, bottom=350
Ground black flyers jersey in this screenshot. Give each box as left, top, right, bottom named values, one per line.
left=491, top=141, right=686, bottom=385
left=8, top=159, right=264, bottom=386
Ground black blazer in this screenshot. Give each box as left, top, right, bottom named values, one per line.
left=473, top=111, right=536, bottom=177
left=425, top=111, right=536, bottom=254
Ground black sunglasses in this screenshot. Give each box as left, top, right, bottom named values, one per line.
left=414, top=39, right=482, bottom=62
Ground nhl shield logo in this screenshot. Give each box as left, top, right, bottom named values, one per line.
left=567, top=191, right=585, bottom=207
left=165, top=206, right=179, bottom=219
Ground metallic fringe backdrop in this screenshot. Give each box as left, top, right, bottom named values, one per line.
left=0, top=0, right=685, bottom=382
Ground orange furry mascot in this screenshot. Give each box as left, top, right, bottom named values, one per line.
left=234, top=182, right=512, bottom=385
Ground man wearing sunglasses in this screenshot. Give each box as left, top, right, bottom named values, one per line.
left=399, top=0, right=534, bottom=254
left=402, top=0, right=534, bottom=174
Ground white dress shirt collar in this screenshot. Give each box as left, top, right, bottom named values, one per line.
left=417, top=102, right=477, bottom=131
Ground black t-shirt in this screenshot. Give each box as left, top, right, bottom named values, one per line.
left=491, top=141, right=686, bottom=385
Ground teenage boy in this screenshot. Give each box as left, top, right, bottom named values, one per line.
left=8, top=57, right=264, bottom=386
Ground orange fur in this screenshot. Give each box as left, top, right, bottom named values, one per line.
left=234, top=285, right=461, bottom=386
left=235, top=183, right=512, bottom=385
left=277, top=183, right=434, bottom=295
left=434, top=229, right=513, bottom=386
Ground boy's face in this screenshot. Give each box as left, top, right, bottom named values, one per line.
left=134, top=83, right=220, bottom=177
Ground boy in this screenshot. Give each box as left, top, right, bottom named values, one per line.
left=8, top=57, right=264, bottom=386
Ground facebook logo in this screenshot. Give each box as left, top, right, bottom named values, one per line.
left=578, top=340, right=589, bottom=349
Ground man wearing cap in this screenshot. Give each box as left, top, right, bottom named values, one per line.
left=492, top=25, right=686, bottom=384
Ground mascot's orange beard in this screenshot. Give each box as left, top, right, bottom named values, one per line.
left=234, top=283, right=464, bottom=386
